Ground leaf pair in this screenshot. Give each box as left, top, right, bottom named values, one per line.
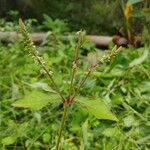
left=12, top=90, right=118, bottom=121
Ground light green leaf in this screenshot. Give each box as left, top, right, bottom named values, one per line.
left=123, top=115, right=135, bottom=127
left=82, top=119, right=88, bottom=150
left=128, top=0, right=143, bottom=4
left=92, top=69, right=123, bottom=78
left=139, top=81, right=150, bottom=93
left=23, top=81, right=53, bottom=92
left=12, top=90, right=61, bottom=110
left=2, top=136, right=16, bottom=145
left=129, top=49, right=149, bottom=67
left=112, top=93, right=123, bottom=105
left=75, top=96, right=118, bottom=121
left=103, top=127, right=120, bottom=137
left=17, top=122, right=29, bottom=137
left=43, top=133, right=51, bottom=144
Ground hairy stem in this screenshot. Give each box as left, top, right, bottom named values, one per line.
left=19, top=19, right=65, bottom=102
left=33, top=52, right=65, bottom=101
left=71, top=67, right=92, bottom=101
left=55, top=106, right=68, bottom=150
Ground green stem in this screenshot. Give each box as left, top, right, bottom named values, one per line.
left=71, top=68, right=92, bottom=101
left=34, top=52, right=65, bottom=102
left=69, top=31, right=81, bottom=96
left=55, top=106, right=68, bottom=150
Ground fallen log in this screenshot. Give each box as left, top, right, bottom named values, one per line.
left=0, top=31, right=129, bottom=47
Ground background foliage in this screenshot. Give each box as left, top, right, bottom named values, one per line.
left=0, top=0, right=150, bottom=34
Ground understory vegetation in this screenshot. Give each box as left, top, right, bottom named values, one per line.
left=0, top=2, right=150, bottom=149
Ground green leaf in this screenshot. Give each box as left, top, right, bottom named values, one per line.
left=43, top=133, right=51, bottom=144
left=12, top=90, right=61, bottom=110
left=129, top=49, right=149, bottom=67
left=23, top=81, right=54, bottom=92
left=112, top=93, right=123, bottom=105
left=75, top=96, right=118, bottom=121
left=128, top=0, right=143, bottom=4
left=82, top=119, right=88, bottom=150
left=17, top=122, right=29, bottom=137
left=139, top=81, right=150, bottom=93
left=92, top=69, right=123, bottom=78
left=103, top=127, right=120, bottom=137
left=2, top=136, right=16, bottom=145
left=123, top=115, right=135, bottom=127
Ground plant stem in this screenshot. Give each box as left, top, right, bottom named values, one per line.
left=70, top=46, right=122, bottom=101
left=69, top=31, right=81, bottom=95
left=55, top=105, right=68, bottom=150
left=71, top=67, right=92, bottom=101
left=33, top=52, right=65, bottom=102
left=19, top=19, right=65, bottom=102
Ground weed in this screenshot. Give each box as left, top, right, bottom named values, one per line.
left=16, top=19, right=121, bottom=149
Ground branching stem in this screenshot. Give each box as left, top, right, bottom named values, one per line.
left=70, top=46, right=122, bottom=102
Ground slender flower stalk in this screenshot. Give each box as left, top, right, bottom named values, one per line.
left=19, top=19, right=65, bottom=102
left=70, top=45, right=122, bottom=101
left=69, top=31, right=82, bottom=95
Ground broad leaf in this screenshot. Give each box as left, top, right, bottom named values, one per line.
left=12, top=90, right=61, bottom=110
left=129, top=49, right=149, bottom=67
left=75, top=96, right=118, bottom=121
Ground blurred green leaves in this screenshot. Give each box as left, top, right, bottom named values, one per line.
left=2, top=136, right=17, bottom=146
left=129, top=49, right=149, bottom=67
left=43, top=14, right=69, bottom=34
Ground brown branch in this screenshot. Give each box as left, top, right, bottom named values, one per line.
left=0, top=32, right=131, bottom=47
